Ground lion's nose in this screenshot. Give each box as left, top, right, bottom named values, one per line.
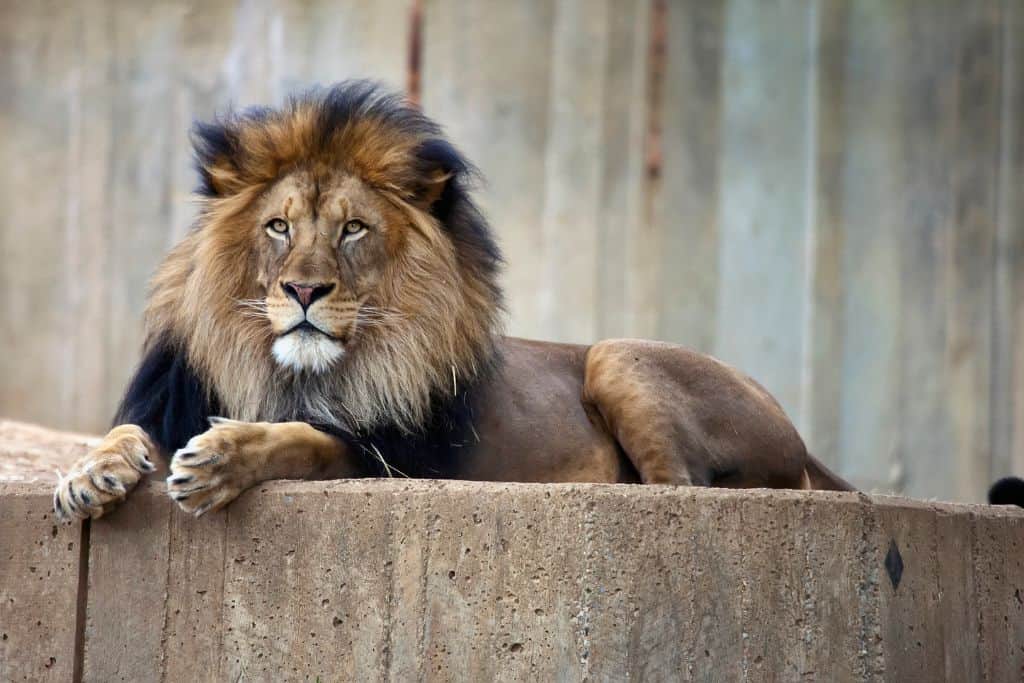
left=282, top=281, right=334, bottom=311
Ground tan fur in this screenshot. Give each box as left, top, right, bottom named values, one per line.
left=166, top=419, right=359, bottom=515
left=54, top=425, right=157, bottom=520
left=54, top=84, right=853, bottom=523
left=582, top=339, right=807, bottom=488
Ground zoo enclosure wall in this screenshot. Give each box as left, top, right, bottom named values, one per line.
left=1, top=0, right=1022, bottom=505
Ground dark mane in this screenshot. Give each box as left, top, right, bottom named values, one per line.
left=312, top=356, right=498, bottom=479
left=114, top=337, right=221, bottom=452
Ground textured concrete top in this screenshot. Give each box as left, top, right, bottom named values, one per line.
left=0, top=420, right=95, bottom=483
left=1, top=477, right=1021, bottom=682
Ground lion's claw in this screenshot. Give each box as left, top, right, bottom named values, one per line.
left=53, top=425, right=156, bottom=523
left=166, top=421, right=261, bottom=516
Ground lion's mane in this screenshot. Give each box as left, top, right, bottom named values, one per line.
left=115, top=81, right=503, bottom=476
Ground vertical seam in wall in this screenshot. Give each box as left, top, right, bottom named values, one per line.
left=406, top=0, right=423, bottom=105
left=946, top=2, right=966, bottom=498
left=969, top=510, right=991, bottom=680
left=928, top=511, right=948, bottom=679
left=634, top=0, right=666, bottom=336
left=684, top=515, right=698, bottom=679
left=992, top=0, right=1014, bottom=482
left=737, top=499, right=752, bottom=680
left=855, top=496, right=884, bottom=679
left=381, top=508, right=396, bottom=681
left=414, top=499, right=437, bottom=680
left=642, top=0, right=666, bottom=224
left=102, top=7, right=120, bottom=431
left=158, top=499, right=176, bottom=683
left=485, top=500, right=507, bottom=681
left=62, top=44, right=83, bottom=428
left=71, top=519, right=91, bottom=683
left=620, top=0, right=652, bottom=339
left=573, top=499, right=597, bottom=679
left=798, top=500, right=817, bottom=675
left=538, top=2, right=561, bottom=338
left=215, top=506, right=231, bottom=681
left=798, top=0, right=820, bottom=442
left=589, top=0, right=611, bottom=343
left=532, top=0, right=562, bottom=337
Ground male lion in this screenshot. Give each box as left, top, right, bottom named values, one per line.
left=54, top=80, right=855, bottom=522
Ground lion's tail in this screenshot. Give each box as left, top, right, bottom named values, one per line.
left=801, top=453, right=857, bottom=492
left=802, top=457, right=1024, bottom=504
left=989, top=477, right=1024, bottom=508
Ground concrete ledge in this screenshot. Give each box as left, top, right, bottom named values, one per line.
left=0, top=483, right=82, bottom=682
left=1, top=478, right=1021, bottom=681
left=0, top=420, right=95, bottom=483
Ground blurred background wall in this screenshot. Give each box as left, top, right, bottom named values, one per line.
left=1, top=0, right=1022, bottom=502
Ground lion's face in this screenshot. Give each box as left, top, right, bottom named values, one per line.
left=148, top=82, right=502, bottom=431
left=252, top=170, right=407, bottom=373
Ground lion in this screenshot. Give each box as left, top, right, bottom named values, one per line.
left=54, top=79, right=856, bottom=522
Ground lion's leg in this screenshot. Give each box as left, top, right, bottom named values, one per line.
left=54, top=424, right=158, bottom=522
left=165, top=418, right=356, bottom=516
left=583, top=342, right=706, bottom=486
left=582, top=339, right=807, bottom=488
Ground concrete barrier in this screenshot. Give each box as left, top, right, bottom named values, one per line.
left=0, top=483, right=83, bottom=682
left=1, top=432, right=1023, bottom=680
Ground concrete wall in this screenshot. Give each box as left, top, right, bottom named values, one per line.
left=2, top=478, right=1021, bottom=682
left=1, top=1, right=1022, bottom=503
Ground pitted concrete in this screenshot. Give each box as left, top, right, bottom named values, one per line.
left=0, top=483, right=82, bottom=682
left=0, top=424, right=1022, bottom=681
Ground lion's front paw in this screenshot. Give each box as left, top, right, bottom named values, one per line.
left=54, top=424, right=157, bottom=522
left=166, top=418, right=267, bottom=517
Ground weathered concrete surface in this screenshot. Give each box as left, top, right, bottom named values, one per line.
left=0, top=483, right=83, bottom=682
left=68, top=481, right=1022, bottom=682
left=0, top=420, right=96, bottom=483
left=1, top=420, right=1022, bottom=681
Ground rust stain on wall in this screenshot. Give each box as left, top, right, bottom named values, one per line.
left=407, top=0, right=423, bottom=106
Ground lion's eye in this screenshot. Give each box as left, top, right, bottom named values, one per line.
left=265, top=218, right=289, bottom=236
left=342, top=220, right=367, bottom=239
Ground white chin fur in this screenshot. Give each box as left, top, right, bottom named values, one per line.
left=272, top=332, right=345, bottom=374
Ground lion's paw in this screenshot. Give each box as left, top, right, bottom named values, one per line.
left=54, top=424, right=157, bottom=522
left=166, top=418, right=266, bottom=516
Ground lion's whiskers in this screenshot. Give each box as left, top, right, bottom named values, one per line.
left=356, top=306, right=407, bottom=329
left=234, top=299, right=268, bottom=316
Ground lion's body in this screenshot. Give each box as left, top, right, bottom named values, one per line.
left=54, top=81, right=851, bottom=523
left=453, top=336, right=828, bottom=489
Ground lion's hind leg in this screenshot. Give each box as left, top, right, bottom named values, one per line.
left=582, top=339, right=807, bottom=489
left=583, top=340, right=709, bottom=486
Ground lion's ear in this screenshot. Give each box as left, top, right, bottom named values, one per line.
left=416, top=167, right=453, bottom=211
left=202, top=162, right=244, bottom=198
left=191, top=120, right=243, bottom=198
left=413, top=139, right=470, bottom=215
